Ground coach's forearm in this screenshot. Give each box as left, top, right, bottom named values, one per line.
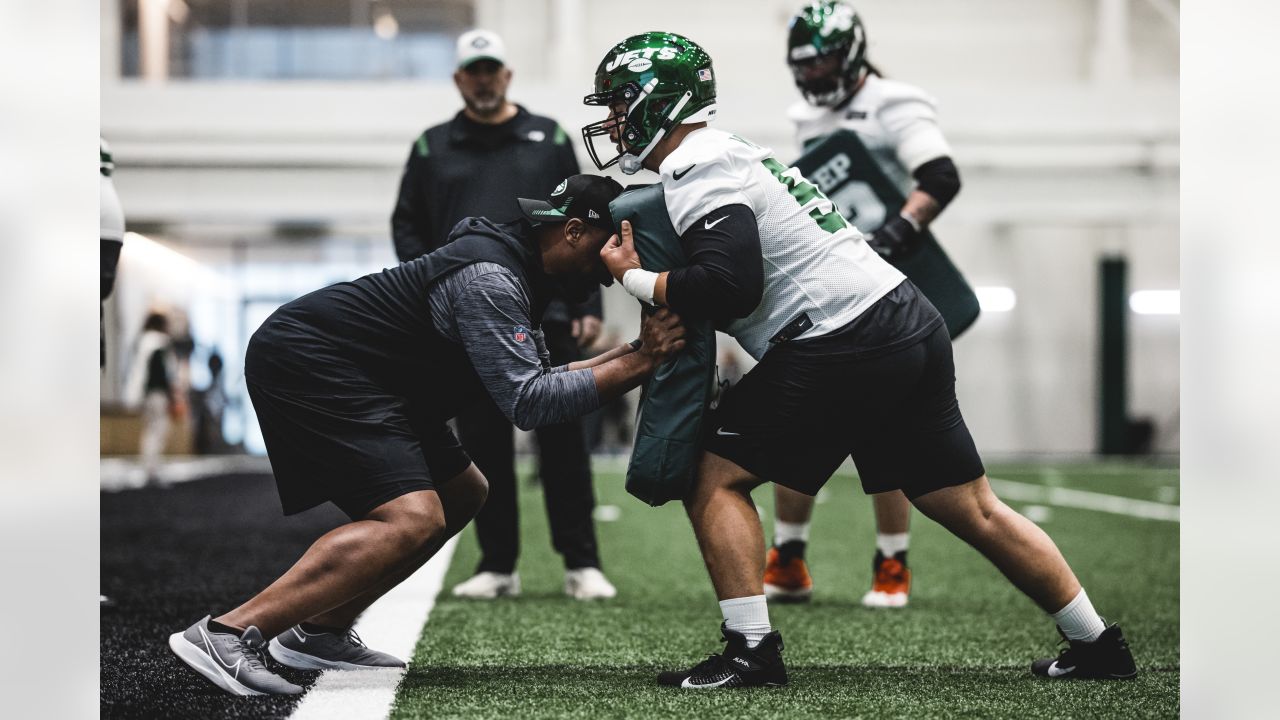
left=567, top=341, right=638, bottom=371
left=589, top=350, right=659, bottom=404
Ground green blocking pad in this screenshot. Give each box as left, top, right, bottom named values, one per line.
left=609, top=184, right=717, bottom=507
left=793, top=130, right=980, bottom=339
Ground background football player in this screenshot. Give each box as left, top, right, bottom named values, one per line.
left=764, top=0, right=967, bottom=609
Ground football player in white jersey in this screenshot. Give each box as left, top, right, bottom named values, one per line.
left=585, top=31, right=1136, bottom=688
left=764, top=1, right=967, bottom=609
left=101, top=138, right=125, bottom=611
left=101, top=138, right=125, bottom=368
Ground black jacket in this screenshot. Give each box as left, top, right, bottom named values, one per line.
left=391, top=105, right=601, bottom=323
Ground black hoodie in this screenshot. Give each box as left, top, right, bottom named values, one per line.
left=246, top=218, right=599, bottom=426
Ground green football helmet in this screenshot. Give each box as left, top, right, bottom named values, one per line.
left=582, top=32, right=717, bottom=175
left=787, top=1, right=868, bottom=108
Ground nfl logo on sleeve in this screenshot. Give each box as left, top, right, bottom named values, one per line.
left=513, top=325, right=528, bottom=342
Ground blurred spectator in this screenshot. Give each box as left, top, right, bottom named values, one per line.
left=125, top=312, right=182, bottom=484
left=193, top=349, right=236, bottom=454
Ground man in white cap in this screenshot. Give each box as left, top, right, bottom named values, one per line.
left=392, top=30, right=617, bottom=602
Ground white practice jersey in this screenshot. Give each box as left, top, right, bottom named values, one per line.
left=788, top=74, right=951, bottom=194
left=101, top=138, right=125, bottom=242
left=659, top=127, right=904, bottom=360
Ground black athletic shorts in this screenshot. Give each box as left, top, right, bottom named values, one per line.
left=705, top=294, right=984, bottom=499
left=245, top=344, right=471, bottom=521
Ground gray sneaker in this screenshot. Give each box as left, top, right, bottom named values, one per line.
left=269, top=624, right=406, bottom=670
left=168, top=616, right=303, bottom=696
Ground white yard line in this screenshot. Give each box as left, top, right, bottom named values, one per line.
left=989, top=477, right=1180, bottom=522
left=289, top=536, right=459, bottom=720
left=99, top=455, right=274, bottom=491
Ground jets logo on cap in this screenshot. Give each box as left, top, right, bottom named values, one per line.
left=472, top=37, right=490, bottom=49
left=551, top=180, right=568, bottom=196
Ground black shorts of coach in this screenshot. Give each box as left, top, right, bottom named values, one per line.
left=244, top=336, right=472, bottom=522
left=703, top=284, right=985, bottom=499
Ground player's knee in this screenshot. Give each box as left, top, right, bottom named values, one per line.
left=397, top=510, right=448, bottom=554
left=380, top=497, right=448, bottom=554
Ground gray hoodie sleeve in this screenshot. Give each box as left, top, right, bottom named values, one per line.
left=435, top=265, right=599, bottom=430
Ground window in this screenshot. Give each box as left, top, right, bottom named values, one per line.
left=120, top=0, right=474, bottom=80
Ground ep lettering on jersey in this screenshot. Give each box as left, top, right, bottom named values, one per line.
left=605, top=46, right=679, bottom=73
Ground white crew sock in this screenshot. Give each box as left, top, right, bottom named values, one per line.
left=1051, top=588, right=1106, bottom=642
left=774, top=520, right=810, bottom=546
left=876, top=532, right=910, bottom=556
left=719, top=594, right=771, bottom=648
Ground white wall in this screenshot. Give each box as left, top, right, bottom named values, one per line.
left=101, top=0, right=1179, bottom=454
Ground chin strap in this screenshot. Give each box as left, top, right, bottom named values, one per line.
left=622, top=89, right=694, bottom=175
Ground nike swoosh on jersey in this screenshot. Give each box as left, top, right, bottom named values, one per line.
left=672, top=164, right=696, bottom=180
left=681, top=675, right=736, bottom=689
left=715, top=428, right=741, bottom=436
left=705, top=215, right=730, bottom=230
left=1046, top=662, right=1076, bottom=678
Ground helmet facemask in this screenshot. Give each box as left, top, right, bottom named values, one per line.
left=583, top=78, right=694, bottom=175
left=582, top=80, right=646, bottom=173
left=789, top=46, right=856, bottom=107
left=787, top=1, right=867, bottom=108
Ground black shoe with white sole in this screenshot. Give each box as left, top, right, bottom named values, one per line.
left=658, top=623, right=787, bottom=689
left=1032, top=623, right=1138, bottom=680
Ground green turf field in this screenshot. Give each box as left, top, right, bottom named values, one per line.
left=391, top=462, right=1179, bottom=719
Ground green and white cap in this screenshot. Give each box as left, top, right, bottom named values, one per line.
left=516, top=174, right=624, bottom=232
left=456, top=29, right=506, bottom=69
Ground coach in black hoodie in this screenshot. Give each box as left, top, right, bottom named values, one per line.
left=167, top=175, right=686, bottom=696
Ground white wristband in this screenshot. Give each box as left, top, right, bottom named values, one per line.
left=621, top=268, right=659, bottom=305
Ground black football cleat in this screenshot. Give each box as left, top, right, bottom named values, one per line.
left=658, top=623, right=787, bottom=689
left=1032, top=623, right=1138, bottom=680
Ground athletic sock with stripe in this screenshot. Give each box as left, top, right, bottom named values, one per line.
left=1051, top=588, right=1106, bottom=642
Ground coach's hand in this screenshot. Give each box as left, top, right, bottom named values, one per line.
left=867, top=213, right=923, bottom=261
left=638, top=308, right=686, bottom=365
left=600, top=220, right=642, bottom=282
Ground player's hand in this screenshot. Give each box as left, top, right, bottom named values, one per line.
left=638, top=308, right=686, bottom=365
left=572, top=315, right=603, bottom=348
left=867, top=213, right=923, bottom=261
left=600, top=220, right=642, bottom=282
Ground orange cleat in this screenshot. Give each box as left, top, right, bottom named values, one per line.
left=763, top=545, right=813, bottom=603
left=861, top=551, right=910, bottom=608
